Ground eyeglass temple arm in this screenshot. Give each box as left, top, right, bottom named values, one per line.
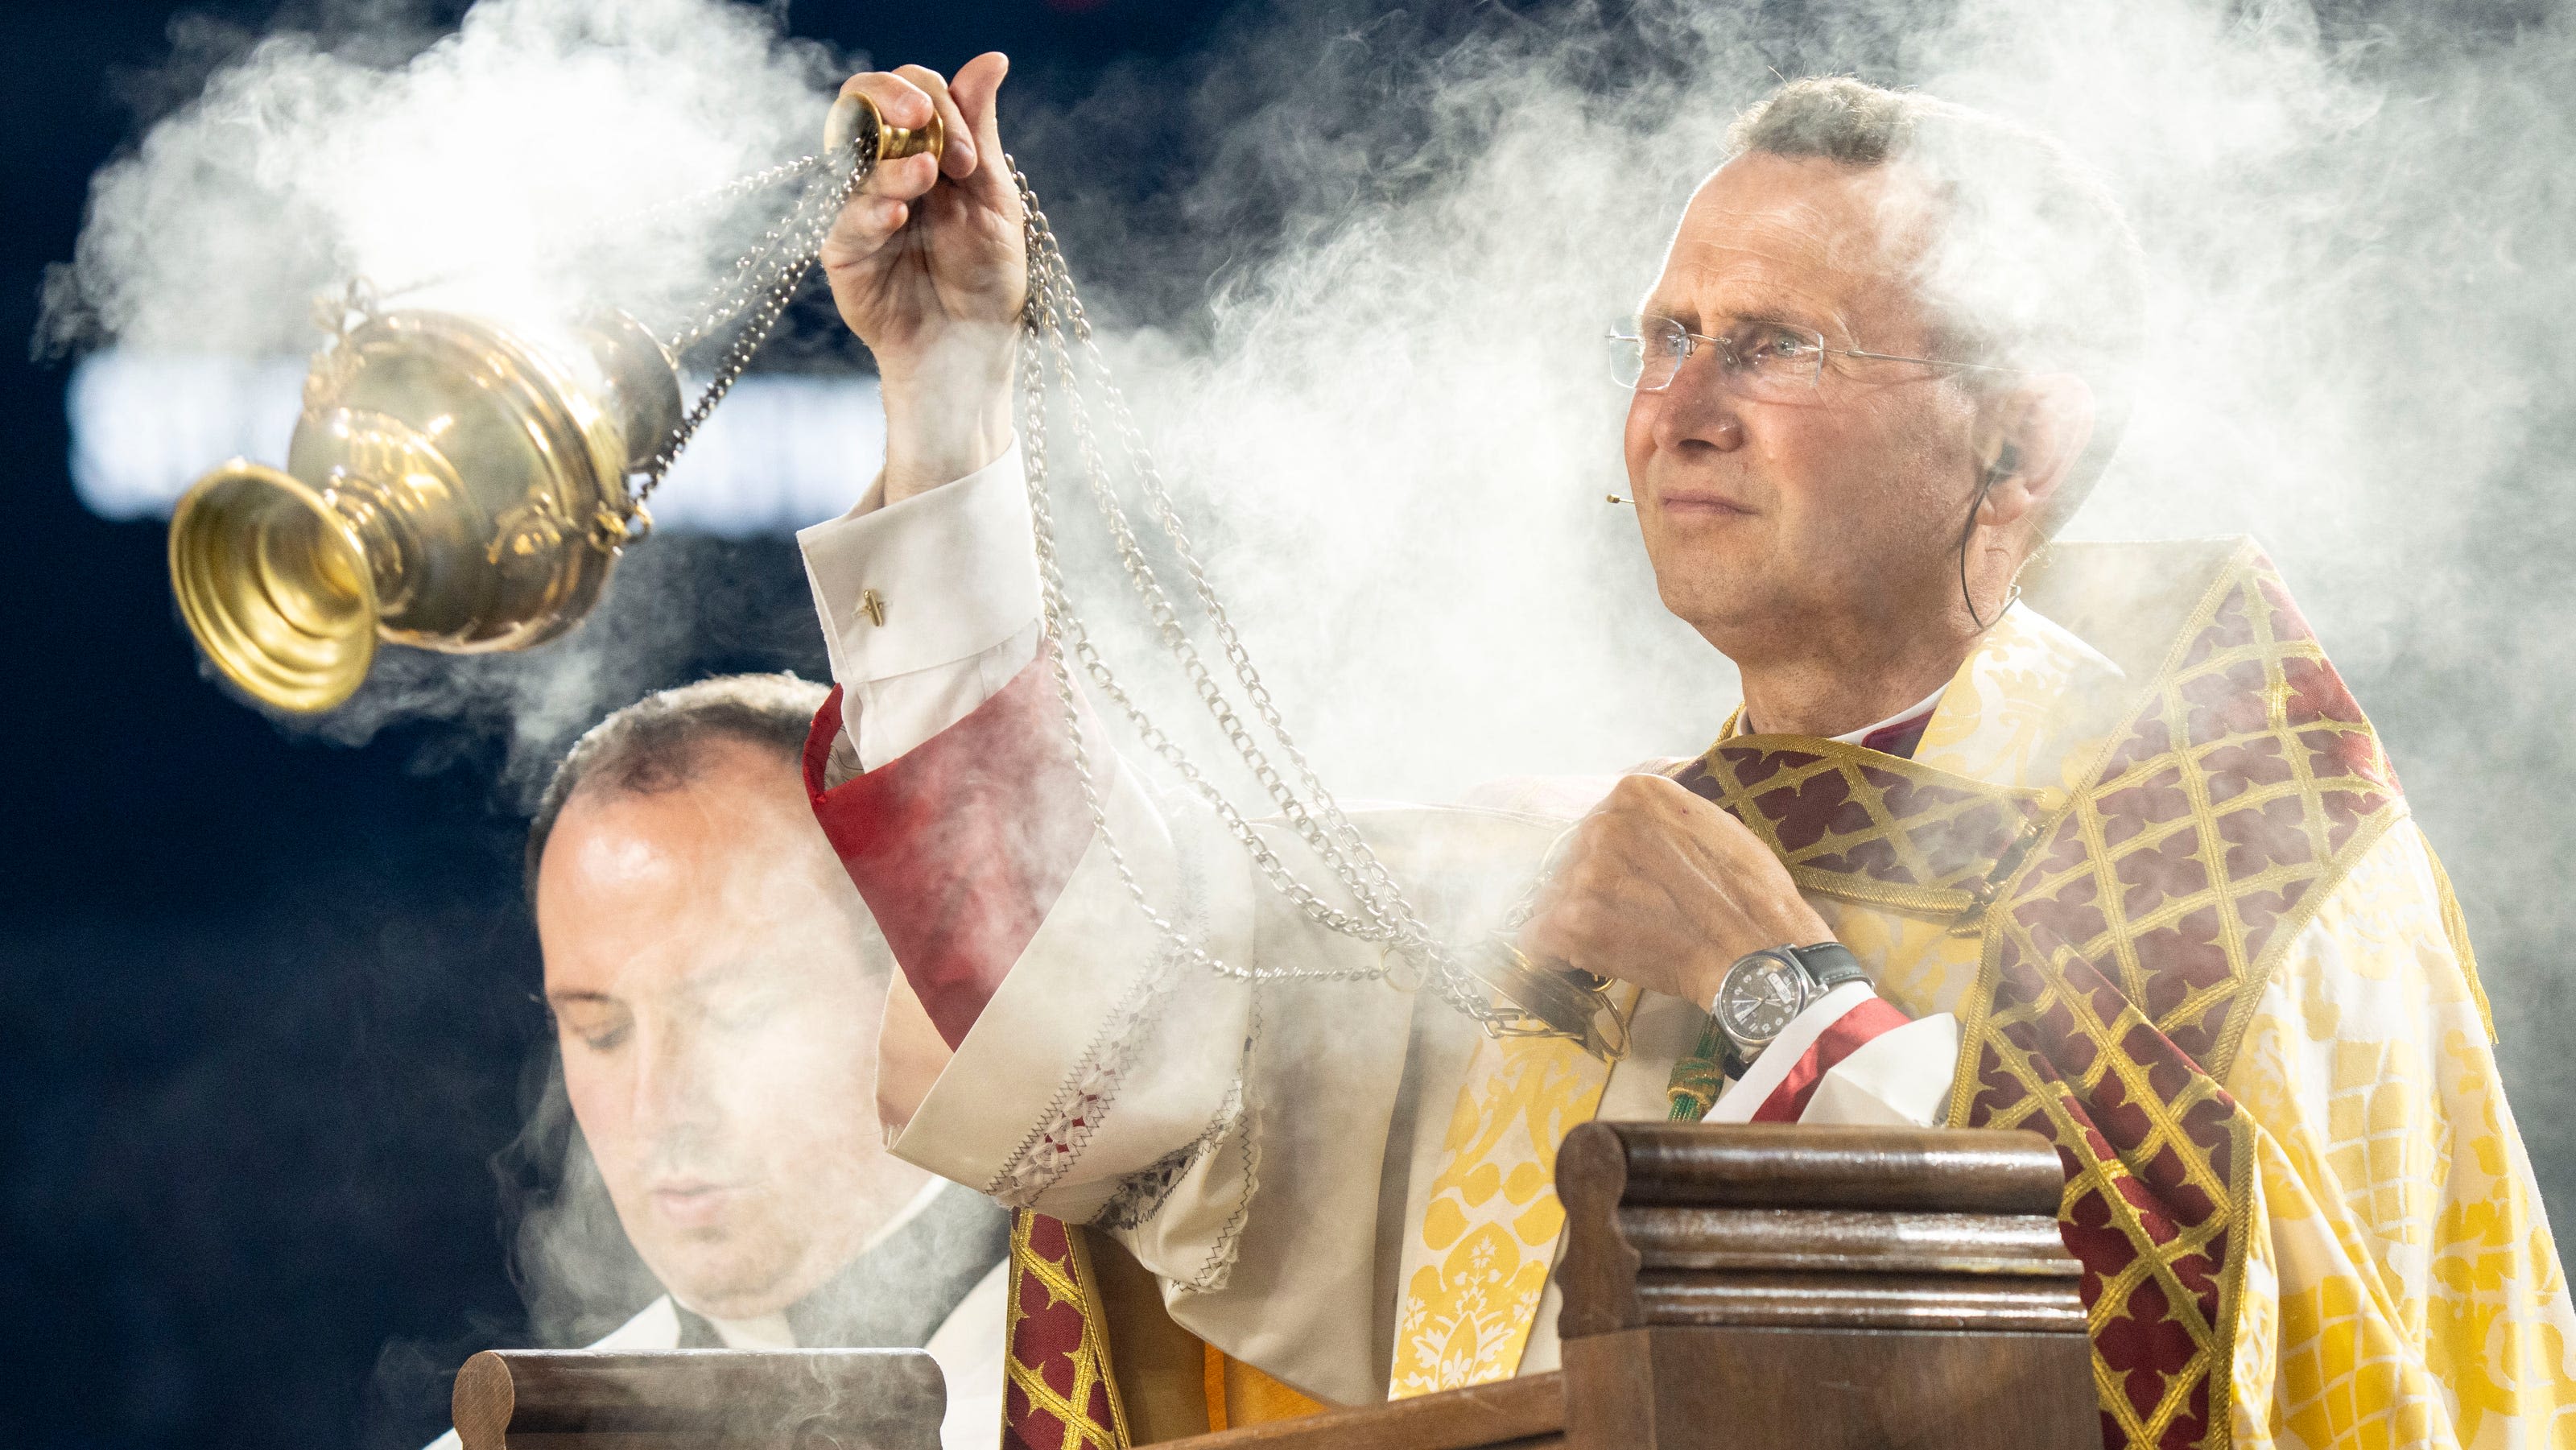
left=1833, top=346, right=2029, bottom=375
left=1616, top=322, right=2029, bottom=378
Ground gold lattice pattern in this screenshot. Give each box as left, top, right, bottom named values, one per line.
left=1958, top=544, right=2401, bottom=1450
left=1677, top=738, right=2052, bottom=919
left=1674, top=542, right=2405, bottom=1450
left=1003, top=1211, right=1129, bottom=1450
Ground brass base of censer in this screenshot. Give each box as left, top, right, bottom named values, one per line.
left=168, top=98, right=939, bottom=714
left=173, top=309, right=682, bottom=712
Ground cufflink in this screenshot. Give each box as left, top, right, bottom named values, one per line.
left=860, top=589, right=886, bottom=626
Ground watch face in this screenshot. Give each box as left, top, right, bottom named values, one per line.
left=1716, top=953, right=1804, bottom=1047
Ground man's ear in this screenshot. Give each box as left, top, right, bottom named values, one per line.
left=1973, top=374, right=2097, bottom=534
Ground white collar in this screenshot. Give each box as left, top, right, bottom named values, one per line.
left=1830, top=681, right=1949, bottom=745
left=1732, top=680, right=1951, bottom=743
left=704, top=1310, right=797, bottom=1349
left=1733, top=599, right=2028, bottom=743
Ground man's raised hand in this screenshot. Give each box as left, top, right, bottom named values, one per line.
left=819, top=53, right=1025, bottom=504
left=1515, top=774, right=1835, bottom=1010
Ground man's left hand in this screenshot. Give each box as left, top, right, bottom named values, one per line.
left=1517, top=774, right=1834, bottom=1008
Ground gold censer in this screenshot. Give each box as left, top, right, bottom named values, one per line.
left=167, top=97, right=940, bottom=713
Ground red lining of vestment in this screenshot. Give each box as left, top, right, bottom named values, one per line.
left=803, top=660, right=1095, bottom=1048
left=1750, top=994, right=1913, bottom=1123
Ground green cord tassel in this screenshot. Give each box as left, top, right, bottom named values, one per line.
left=1666, top=1018, right=1728, bottom=1122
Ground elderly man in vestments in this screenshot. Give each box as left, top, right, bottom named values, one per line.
left=793, top=57, right=2575, bottom=1450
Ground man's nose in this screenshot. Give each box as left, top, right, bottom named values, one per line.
left=1649, top=349, right=1747, bottom=456
left=629, top=1020, right=721, bottom=1144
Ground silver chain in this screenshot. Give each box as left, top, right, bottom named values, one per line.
left=351, top=135, right=880, bottom=535
left=658, top=149, right=853, bottom=354
left=625, top=132, right=881, bottom=516
left=1007, top=159, right=1518, bottom=1027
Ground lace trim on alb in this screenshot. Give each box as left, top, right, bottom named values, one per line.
left=984, top=845, right=1208, bottom=1208
left=1092, top=1122, right=1203, bottom=1229
left=1183, top=989, right=1262, bottom=1294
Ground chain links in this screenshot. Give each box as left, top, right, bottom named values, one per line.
left=1007, top=159, right=1523, bottom=1028
left=356, top=134, right=879, bottom=535
left=365, top=147, right=844, bottom=330
left=625, top=130, right=881, bottom=516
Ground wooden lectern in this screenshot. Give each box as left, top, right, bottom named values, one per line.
left=450, top=1348, right=946, bottom=1449
left=453, top=1123, right=2100, bottom=1450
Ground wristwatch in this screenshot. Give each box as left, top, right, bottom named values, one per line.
left=1709, top=942, right=1868, bottom=1075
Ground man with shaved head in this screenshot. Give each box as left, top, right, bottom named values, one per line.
left=789, top=62, right=2574, bottom=1449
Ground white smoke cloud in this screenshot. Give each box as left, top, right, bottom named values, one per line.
left=49, top=0, right=2576, bottom=1238
left=1053, top=0, right=2576, bottom=807
left=43, top=0, right=861, bottom=778
left=56, top=0, right=2576, bottom=795
left=1013, top=0, right=2576, bottom=1221
left=47, top=0, right=845, bottom=357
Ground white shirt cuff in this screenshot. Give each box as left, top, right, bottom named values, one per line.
left=1703, top=980, right=1877, bottom=1123
left=797, top=440, right=1040, bottom=687
left=1800, top=1013, right=1961, bottom=1128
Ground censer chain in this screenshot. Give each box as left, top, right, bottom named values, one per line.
left=1005, top=159, right=1524, bottom=1031
left=358, top=147, right=844, bottom=322
left=626, top=132, right=881, bottom=518
left=623, top=143, right=1523, bottom=1027
left=344, top=138, right=877, bottom=535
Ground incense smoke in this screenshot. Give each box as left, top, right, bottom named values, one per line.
left=1051, top=0, right=2576, bottom=1240
left=41, top=0, right=858, bottom=791
left=43, top=0, right=845, bottom=357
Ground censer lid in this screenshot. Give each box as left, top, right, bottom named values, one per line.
left=169, top=460, right=380, bottom=713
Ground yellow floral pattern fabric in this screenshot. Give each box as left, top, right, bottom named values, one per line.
left=1385, top=1005, right=1624, bottom=1398
left=2223, top=824, right=2575, bottom=1449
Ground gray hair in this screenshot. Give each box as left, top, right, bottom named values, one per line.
left=525, top=671, right=831, bottom=899
left=1729, top=76, right=2148, bottom=526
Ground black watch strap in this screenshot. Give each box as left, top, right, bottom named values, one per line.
left=1786, top=941, right=1867, bottom=991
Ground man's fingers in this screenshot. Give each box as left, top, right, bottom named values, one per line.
left=1602, top=770, right=1781, bottom=895
left=1517, top=911, right=1582, bottom=974
left=1522, top=851, right=1659, bottom=965
left=1524, top=825, right=1599, bottom=920
left=953, top=52, right=1009, bottom=138
left=854, top=195, right=910, bottom=238
left=836, top=72, right=941, bottom=201
left=892, top=64, right=979, bottom=180
left=952, top=52, right=1010, bottom=171
left=946, top=52, right=1021, bottom=218
left=865, top=151, right=940, bottom=201
left=821, top=194, right=911, bottom=270
left=838, top=70, right=935, bottom=130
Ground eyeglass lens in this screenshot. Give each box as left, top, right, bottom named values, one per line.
left=1608, top=316, right=1827, bottom=399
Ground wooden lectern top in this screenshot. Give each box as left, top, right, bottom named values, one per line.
left=448, top=1124, right=2098, bottom=1450
left=452, top=1347, right=944, bottom=1450
left=1554, top=1120, right=2082, bottom=1340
